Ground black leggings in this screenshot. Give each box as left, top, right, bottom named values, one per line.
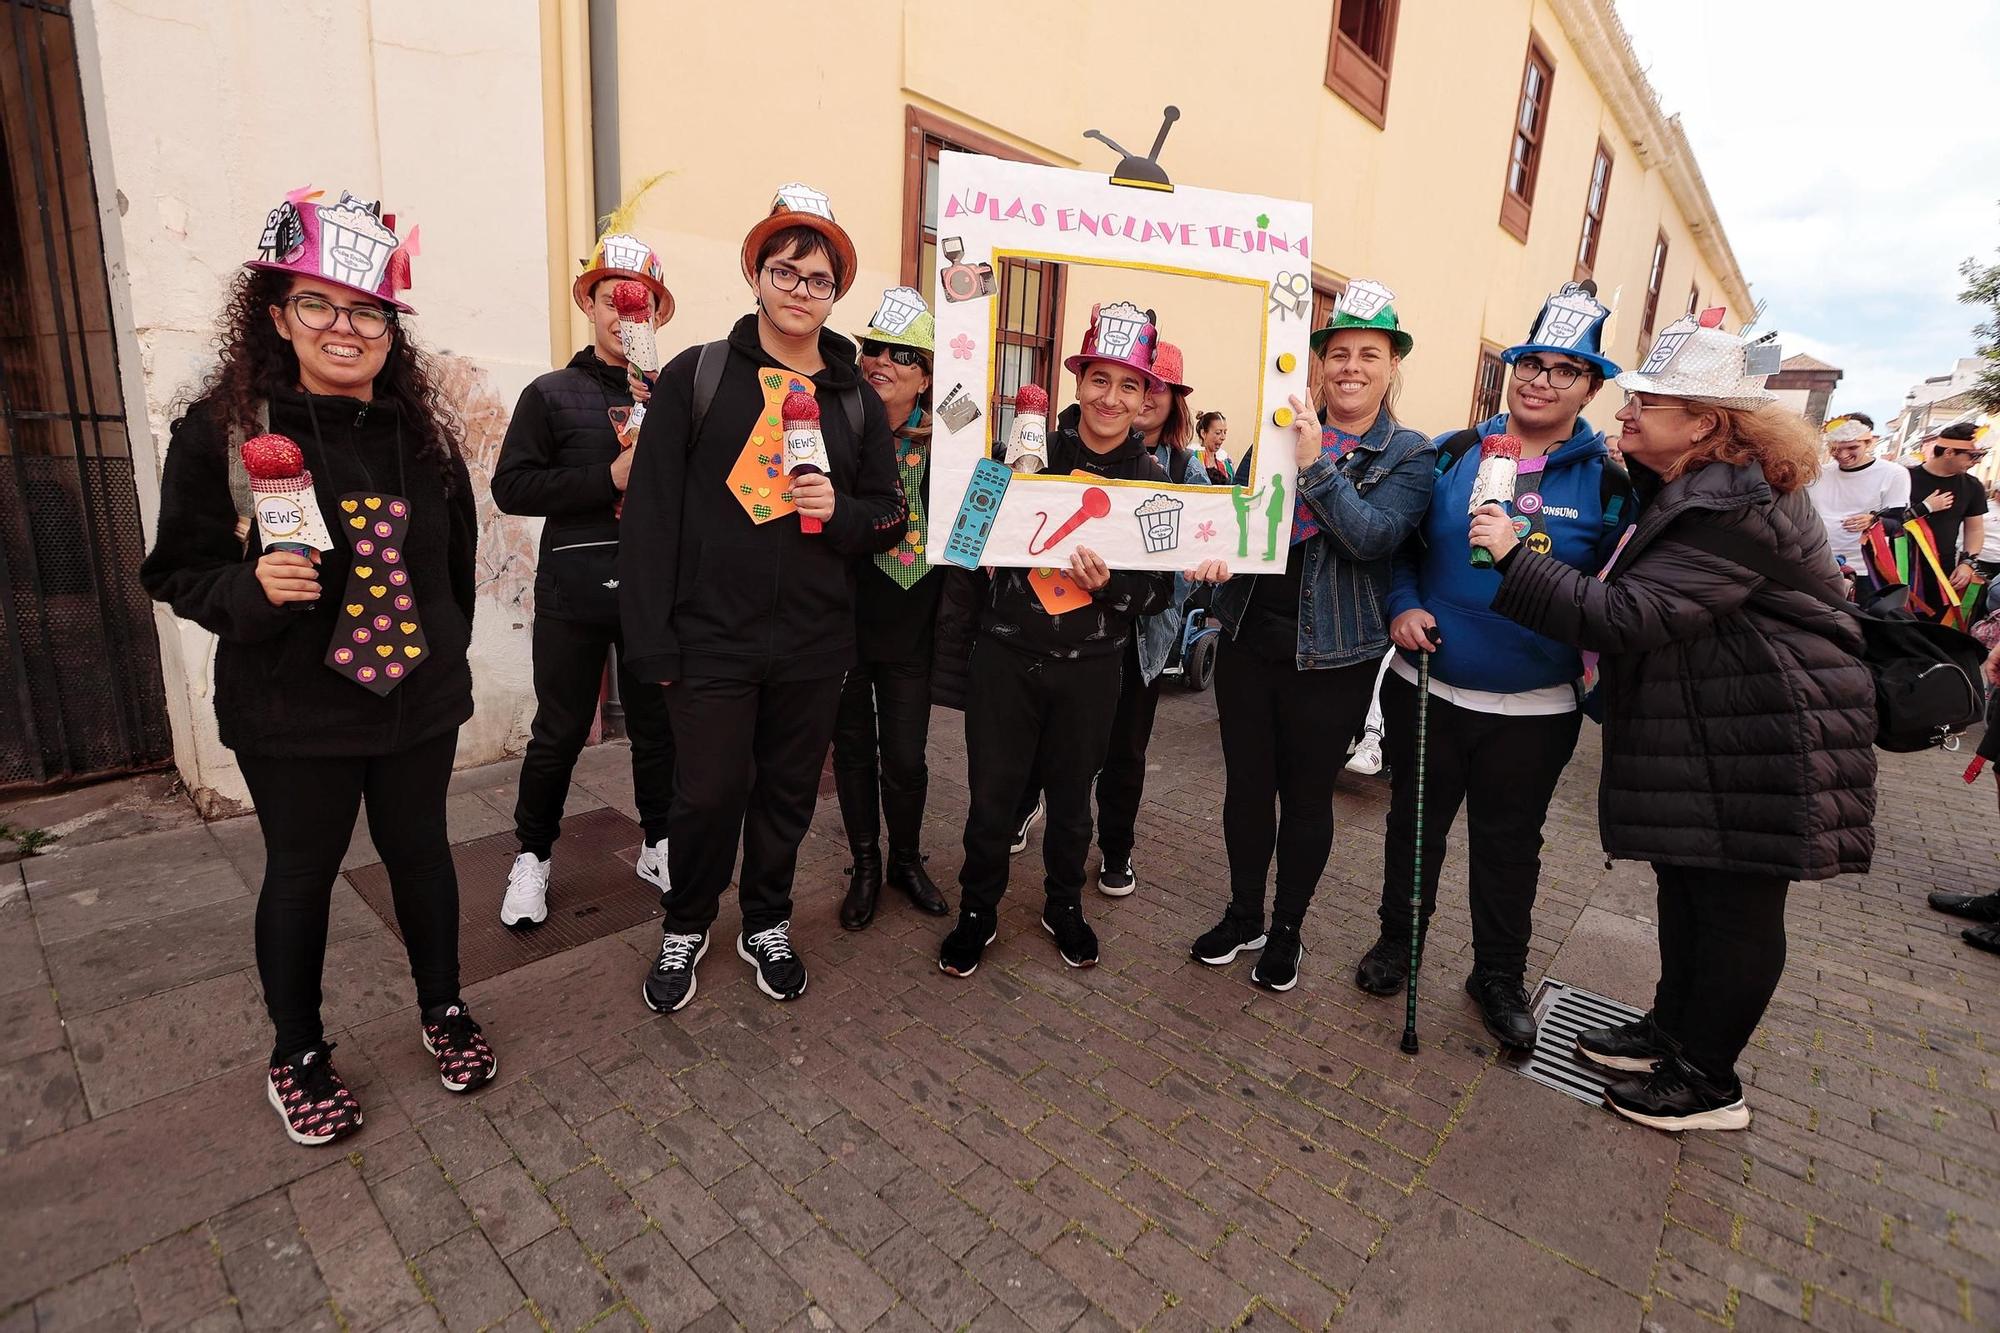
left=1652, top=864, right=1790, bottom=1083
left=832, top=657, right=933, bottom=853
left=1215, top=644, right=1378, bottom=929
left=237, top=730, right=462, bottom=1059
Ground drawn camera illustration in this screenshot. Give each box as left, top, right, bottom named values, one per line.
left=938, top=236, right=997, bottom=304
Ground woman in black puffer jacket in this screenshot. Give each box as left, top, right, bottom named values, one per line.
left=1470, top=317, right=1875, bottom=1134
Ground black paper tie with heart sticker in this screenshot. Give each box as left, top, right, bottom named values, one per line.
left=324, top=492, right=429, bottom=695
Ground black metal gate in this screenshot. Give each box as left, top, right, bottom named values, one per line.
left=0, top=0, right=170, bottom=787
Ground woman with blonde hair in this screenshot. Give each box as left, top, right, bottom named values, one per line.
left=1470, top=313, right=1876, bottom=1132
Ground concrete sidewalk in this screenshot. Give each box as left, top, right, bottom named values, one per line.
left=1, top=689, right=1995, bottom=1331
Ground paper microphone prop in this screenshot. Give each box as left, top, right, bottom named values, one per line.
left=242, top=433, right=335, bottom=554
left=611, top=279, right=658, bottom=432
left=1467, top=433, right=1521, bottom=570
left=1005, top=382, right=1049, bottom=473
left=782, top=391, right=830, bottom=535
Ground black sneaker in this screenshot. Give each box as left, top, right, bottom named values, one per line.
left=1353, top=933, right=1415, bottom=996
left=1191, top=914, right=1266, bottom=966
left=1964, top=922, right=2000, bottom=955
left=267, top=1042, right=363, bottom=1147
left=1010, top=797, right=1044, bottom=855
left=1604, top=1054, right=1750, bottom=1132
left=939, top=909, right=997, bottom=977
left=1929, top=890, right=2000, bottom=923
left=1464, top=971, right=1537, bottom=1050
left=738, top=921, right=808, bottom=1001
left=1041, top=902, right=1099, bottom=968
left=643, top=930, right=708, bottom=1013
left=1097, top=857, right=1136, bottom=898
left=1575, top=1012, right=1669, bottom=1073
left=421, top=1002, right=498, bottom=1093
left=1252, top=924, right=1303, bottom=991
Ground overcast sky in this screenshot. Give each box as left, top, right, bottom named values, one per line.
left=1614, top=0, right=2000, bottom=423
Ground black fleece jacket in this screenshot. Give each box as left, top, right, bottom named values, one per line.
left=617, top=314, right=907, bottom=682
left=976, top=422, right=1172, bottom=661
left=139, top=389, right=476, bottom=758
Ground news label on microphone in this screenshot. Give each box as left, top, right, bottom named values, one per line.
left=242, top=434, right=335, bottom=554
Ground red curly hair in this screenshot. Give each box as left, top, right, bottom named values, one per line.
left=1662, top=403, right=1821, bottom=494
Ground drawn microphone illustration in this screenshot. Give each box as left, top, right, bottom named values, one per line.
left=782, top=391, right=831, bottom=535
left=1467, top=433, right=1521, bottom=569
left=242, top=433, right=334, bottom=556
left=612, top=279, right=658, bottom=429
left=1028, top=485, right=1112, bottom=555
left=1005, top=382, right=1049, bottom=473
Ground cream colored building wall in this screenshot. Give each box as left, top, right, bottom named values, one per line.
left=605, top=0, right=1748, bottom=438
left=82, top=0, right=553, bottom=812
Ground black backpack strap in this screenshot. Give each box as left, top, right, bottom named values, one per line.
left=1599, top=457, right=1636, bottom=531
left=1432, top=428, right=1482, bottom=479
left=839, top=386, right=863, bottom=437
left=689, top=339, right=729, bottom=451
left=1668, top=521, right=1850, bottom=616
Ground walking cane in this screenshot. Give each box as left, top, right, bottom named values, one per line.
left=1400, top=628, right=1441, bottom=1056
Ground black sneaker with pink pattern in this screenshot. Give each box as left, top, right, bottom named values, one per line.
left=420, top=1002, right=497, bottom=1093
left=267, top=1042, right=363, bottom=1147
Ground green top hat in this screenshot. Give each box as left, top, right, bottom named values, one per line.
left=1309, top=278, right=1413, bottom=357
left=855, top=285, right=934, bottom=356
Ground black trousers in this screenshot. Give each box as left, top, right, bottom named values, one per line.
left=961, top=645, right=1122, bottom=915
left=237, top=729, right=462, bottom=1059
left=1010, top=637, right=1161, bottom=861
left=1215, top=644, right=1377, bottom=929
left=661, top=674, right=844, bottom=937
left=514, top=616, right=675, bottom=856
left=1375, top=670, right=1582, bottom=977
left=831, top=657, right=933, bottom=853
left=1652, top=864, right=1790, bottom=1083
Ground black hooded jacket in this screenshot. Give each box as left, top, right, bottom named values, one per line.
left=139, top=389, right=476, bottom=759
left=974, top=419, right=1173, bottom=661
left=618, top=314, right=907, bottom=683
left=491, top=347, right=631, bottom=622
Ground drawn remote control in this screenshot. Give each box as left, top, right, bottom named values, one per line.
left=942, top=457, right=1012, bottom=569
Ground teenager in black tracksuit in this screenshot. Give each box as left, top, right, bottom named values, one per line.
left=620, top=203, right=905, bottom=1013
left=940, top=363, right=1173, bottom=978
left=141, top=225, right=495, bottom=1148
left=492, top=332, right=675, bottom=925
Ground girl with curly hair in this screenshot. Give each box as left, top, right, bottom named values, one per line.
left=141, top=191, right=495, bottom=1147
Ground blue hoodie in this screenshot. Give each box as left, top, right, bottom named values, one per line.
left=1385, top=413, right=1625, bottom=695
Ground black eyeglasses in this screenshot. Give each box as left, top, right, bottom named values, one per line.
left=283, top=294, right=395, bottom=339
left=763, top=265, right=837, bottom=301
left=1511, top=355, right=1588, bottom=390
left=859, top=339, right=928, bottom=368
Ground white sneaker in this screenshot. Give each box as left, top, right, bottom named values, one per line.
left=1345, top=731, right=1383, bottom=776
left=635, top=837, right=670, bottom=893
left=499, top=852, right=550, bottom=928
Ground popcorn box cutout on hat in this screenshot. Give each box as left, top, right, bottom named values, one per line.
left=1532, top=284, right=1609, bottom=350
left=870, top=286, right=926, bottom=336
left=928, top=149, right=1311, bottom=573
left=1335, top=279, right=1395, bottom=322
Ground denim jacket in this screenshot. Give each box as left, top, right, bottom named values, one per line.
left=1209, top=407, right=1436, bottom=669
left=1135, top=442, right=1228, bottom=682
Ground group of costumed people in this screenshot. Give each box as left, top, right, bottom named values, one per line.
left=142, top=176, right=1887, bottom=1153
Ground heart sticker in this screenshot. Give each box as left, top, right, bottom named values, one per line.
left=404, top=645, right=422, bottom=658
left=376, top=644, right=393, bottom=658
left=341, top=500, right=359, bottom=513
left=363, top=497, right=381, bottom=510
left=369, top=585, right=387, bottom=598
left=399, top=621, right=417, bottom=634
left=345, top=602, right=363, bottom=616
left=349, top=516, right=365, bottom=528
left=353, top=565, right=372, bottom=579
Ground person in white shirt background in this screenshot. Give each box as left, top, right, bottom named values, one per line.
left=1806, top=413, right=1908, bottom=589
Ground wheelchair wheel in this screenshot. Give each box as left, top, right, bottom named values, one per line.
left=1184, top=632, right=1217, bottom=692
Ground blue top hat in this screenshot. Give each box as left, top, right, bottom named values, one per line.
left=1503, top=280, right=1620, bottom=379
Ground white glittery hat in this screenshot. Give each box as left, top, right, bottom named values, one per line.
left=1616, top=309, right=1780, bottom=410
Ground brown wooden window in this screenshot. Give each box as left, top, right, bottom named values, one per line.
left=1324, top=0, right=1400, bottom=129
left=1573, top=139, right=1613, bottom=280
left=902, top=107, right=1064, bottom=436
left=1470, top=344, right=1506, bottom=426
left=1308, top=276, right=1347, bottom=412
left=1686, top=281, right=1700, bottom=316
left=1638, top=229, right=1669, bottom=348
left=1498, top=34, right=1556, bottom=243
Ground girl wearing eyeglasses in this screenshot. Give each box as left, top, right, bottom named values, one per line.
left=141, top=191, right=493, bottom=1147
left=1354, top=284, right=1634, bottom=1054
left=830, top=288, right=951, bottom=929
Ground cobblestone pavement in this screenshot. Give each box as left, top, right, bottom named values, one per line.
left=2, top=688, right=1996, bottom=1331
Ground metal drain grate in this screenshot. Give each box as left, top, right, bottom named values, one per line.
left=345, top=807, right=658, bottom=986
left=1507, top=978, right=1647, bottom=1105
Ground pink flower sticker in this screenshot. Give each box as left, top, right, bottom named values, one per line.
left=1195, top=520, right=1216, bottom=543
left=951, top=334, right=975, bottom=360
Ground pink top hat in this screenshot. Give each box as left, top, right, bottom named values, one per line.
left=1062, top=301, right=1164, bottom=391
left=245, top=187, right=418, bottom=314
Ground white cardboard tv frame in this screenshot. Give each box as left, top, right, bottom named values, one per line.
left=929, top=152, right=1313, bottom=573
